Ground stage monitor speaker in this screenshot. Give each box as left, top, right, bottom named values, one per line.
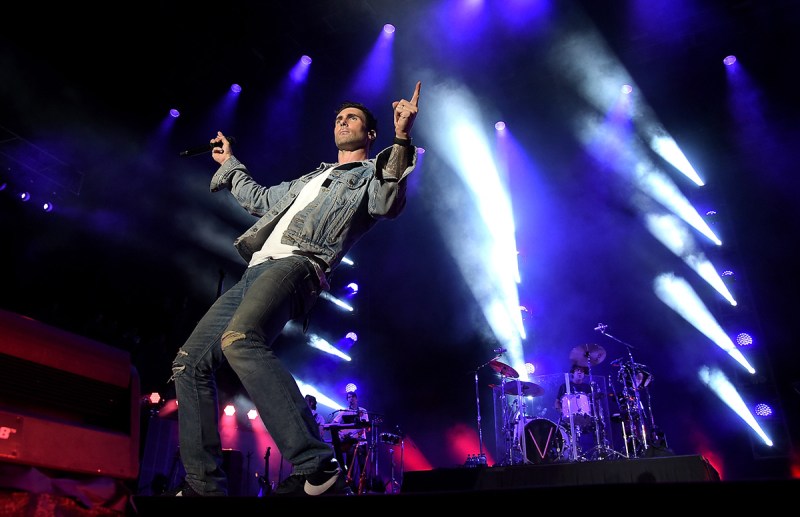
left=0, top=309, right=140, bottom=479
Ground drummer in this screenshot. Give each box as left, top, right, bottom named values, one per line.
left=554, top=364, right=591, bottom=414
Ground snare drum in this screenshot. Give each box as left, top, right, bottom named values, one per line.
left=521, top=418, right=570, bottom=464
left=560, top=392, right=592, bottom=426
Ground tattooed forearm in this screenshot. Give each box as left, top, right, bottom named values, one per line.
left=384, top=144, right=411, bottom=180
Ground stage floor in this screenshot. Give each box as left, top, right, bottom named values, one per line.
left=129, top=455, right=798, bottom=514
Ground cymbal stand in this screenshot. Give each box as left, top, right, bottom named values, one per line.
left=471, top=355, right=502, bottom=466
left=640, top=380, right=666, bottom=448
left=609, top=380, right=632, bottom=458
left=617, top=357, right=648, bottom=457
left=508, top=381, right=525, bottom=465
left=585, top=380, right=625, bottom=461
left=595, top=325, right=648, bottom=457
left=358, top=418, right=381, bottom=494
left=386, top=439, right=403, bottom=494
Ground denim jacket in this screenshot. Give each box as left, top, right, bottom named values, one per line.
left=210, top=145, right=416, bottom=287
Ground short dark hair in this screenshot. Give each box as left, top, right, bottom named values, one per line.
left=335, top=102, right=377, bottom=134
left=570, top=364, right=589, bottom=374
left=305, top=394, right=317, bottom=409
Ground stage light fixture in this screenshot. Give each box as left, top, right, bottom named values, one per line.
left=42, top=201, right=54, bottom=212
left=383, top=24, right=395, bottom=34
left=18, top=191, right=30, bottom=202
left=736, top=332, right=753, bottom=347
left=223, top=404, right=236, bottom=416
left=754, top=402, right=773, bottom=417
left=495, top=121, right=506, bottom=131
left=345, top=383, right=358, bottom=394
left=247, top=409, right=258, bottom=420
left=169, top=108, right=180, bottom=118
left=230, top=83, right=242, bottom=93
left=723, top=55, right=737, bottom=66
left=621, top=84, right=633, bottom=94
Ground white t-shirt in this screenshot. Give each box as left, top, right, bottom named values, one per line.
left=249, top=167, right=333, bottom=267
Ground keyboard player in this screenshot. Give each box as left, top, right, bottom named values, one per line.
left=328, top=391, right=369, bottom=489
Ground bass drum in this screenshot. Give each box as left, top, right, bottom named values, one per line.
left=521, top=418, right=571, bottom=464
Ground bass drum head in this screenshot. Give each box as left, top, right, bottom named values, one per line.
left=522, top=418, right=570, bottom=464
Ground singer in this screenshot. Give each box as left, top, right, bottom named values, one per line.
left=168, top=81, right=421, bottom=498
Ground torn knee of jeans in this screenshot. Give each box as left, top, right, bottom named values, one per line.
left=221, top=330, right=247, bottom=350
left=169, top=364, right=185, bottom=382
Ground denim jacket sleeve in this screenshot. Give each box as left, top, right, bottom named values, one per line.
left=209, top=155, right=297, bottom=217
left=370, top=144, right=417, bottom=219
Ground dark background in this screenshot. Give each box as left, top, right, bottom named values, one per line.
left=1, top=0, right=798, bottom=482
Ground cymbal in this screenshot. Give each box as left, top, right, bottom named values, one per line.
left=489, top=360, right=519, bottom=378
left=502, top=380, right=545, bottom=397
left=569, top=343, right=606, bottom=367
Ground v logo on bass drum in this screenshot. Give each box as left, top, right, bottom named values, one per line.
left=522, top=418, right=570, bottom=464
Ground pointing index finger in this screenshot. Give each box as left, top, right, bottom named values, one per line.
left=409, top=81, right=421, bottom=107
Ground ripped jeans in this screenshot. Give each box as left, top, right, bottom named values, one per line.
left=170, top=256, right=333, bottom=496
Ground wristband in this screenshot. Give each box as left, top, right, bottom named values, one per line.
left=393, top=136, right=412, bottom=147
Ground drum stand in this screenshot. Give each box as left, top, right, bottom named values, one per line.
left=498, top=379, right=523, bottom=466
left=584, top=383, right=625, bottom=461
left=385, top=439, right=403, bottom=494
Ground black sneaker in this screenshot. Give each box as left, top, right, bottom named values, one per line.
left=172, top=482, right=202, bottom=497
left=274, top=458, right=352, bottom=497
left=274, top=474, right=305, bottom=496
left=304, top=457, right=348, bottom=496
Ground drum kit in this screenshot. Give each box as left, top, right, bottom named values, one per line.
left=481, top=335, right=661, bottom=466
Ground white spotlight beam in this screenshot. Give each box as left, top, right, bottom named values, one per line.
left=306, top=333, right=352, bottom=361
left=634, top=162, right=720, bottom=245
left=421, top=82, right=525, bottom=359
left=547, top=13, right=714, bottom=242
left=648, top=133, right=704, bottom=186
left=698, top=366, right=772, bottom=446
left=644, top=213, right=736, bottom=305
left=296, top=381, right=340, bottom=412
left=653, top=273, right=754, bottom=373
left=576, top=113, right=720, bottom=246
left=319, top=291, right=353, bottom=311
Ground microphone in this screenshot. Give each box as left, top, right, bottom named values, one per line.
left=493, top=347, right=507, bottom=354
left=179, top=136, right=237, bottom=157
left=594, top=323, right=607, bottom=332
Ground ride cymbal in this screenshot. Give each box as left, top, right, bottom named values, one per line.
left=502, top=380, right=545, bottom=397
left=569, top=343, right=606, bottom=367
left=489, top=360, right=519, bottom=378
